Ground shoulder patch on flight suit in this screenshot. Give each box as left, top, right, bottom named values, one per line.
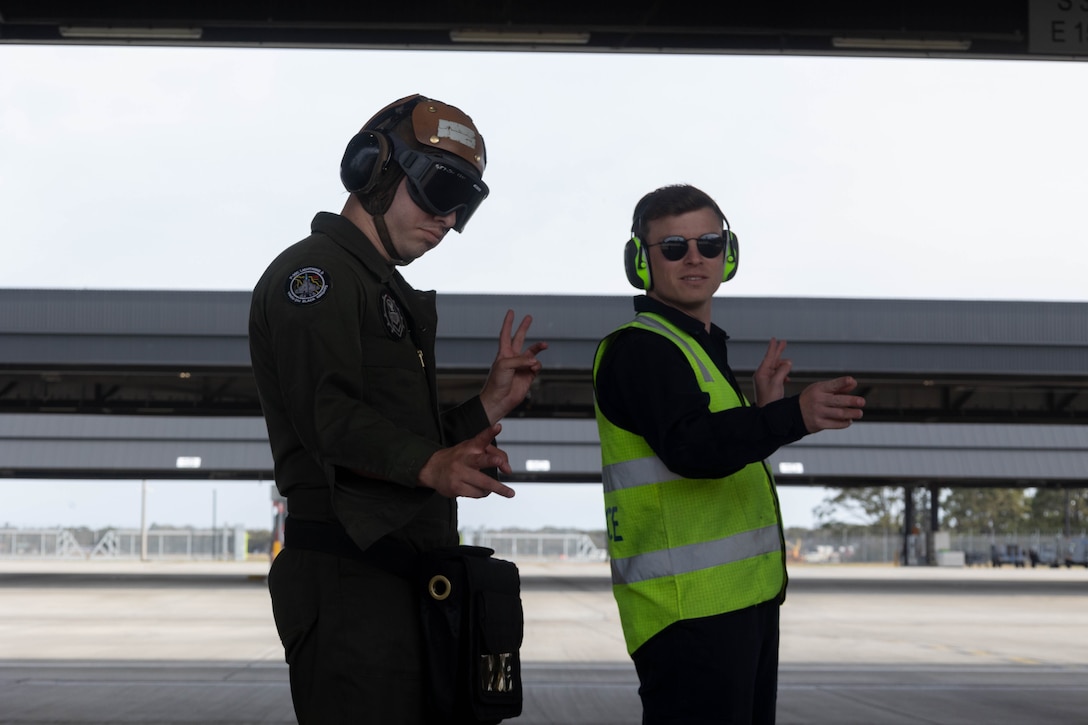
left=285, top=267, right=330, bottom=305
left=380, top=290, right=406, bottom=339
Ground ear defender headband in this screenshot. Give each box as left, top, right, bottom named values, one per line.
left=623, top=220, right=739, bottom=291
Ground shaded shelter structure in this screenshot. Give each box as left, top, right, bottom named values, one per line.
left=1, top=289, right=1086, bottom=562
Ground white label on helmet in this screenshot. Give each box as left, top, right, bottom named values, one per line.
left=437, top=119, right=477, bottom=149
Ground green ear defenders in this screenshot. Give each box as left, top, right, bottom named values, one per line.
left=624, top=230, right=739, bottom=291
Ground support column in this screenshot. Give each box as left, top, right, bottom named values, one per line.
left=927, top=484, right=940, bottom=566
left=1065, top=487, right=1072, bottom=539
left=902, top=486, right=914, bottom=566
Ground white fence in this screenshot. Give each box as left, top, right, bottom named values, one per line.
left=2, top=527, right=606, bottom=563
left=0, top=526, right=248, bottom=561
left=462, top=531, right=607, bottom=562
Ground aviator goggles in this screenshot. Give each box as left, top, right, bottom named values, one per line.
left=395, top=147, right=489, bottom=232
left=647, top=233, right=732, bottom=261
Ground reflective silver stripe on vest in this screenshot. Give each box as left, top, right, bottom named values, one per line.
left=602, top=455, right=678, bottom=493
left=611, top=524, right=781, bottom=586
left=633, top=314, right=714, bottom=384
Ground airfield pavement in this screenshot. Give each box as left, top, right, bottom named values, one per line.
left=0, top=558, right=1086, bottom=724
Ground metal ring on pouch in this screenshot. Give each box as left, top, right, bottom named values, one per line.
left=428, top=574, right=452, bottom=600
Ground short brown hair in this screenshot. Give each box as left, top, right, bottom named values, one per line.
left=631, top=184, right=726, bottom=241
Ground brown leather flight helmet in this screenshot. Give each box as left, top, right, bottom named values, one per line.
left=340, top=94, right=488, bottom=233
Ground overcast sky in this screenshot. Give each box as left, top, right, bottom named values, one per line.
left=2, top=44, right=1086, bottom=533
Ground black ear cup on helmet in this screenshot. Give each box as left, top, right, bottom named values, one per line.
left=340, top=130, right=393, bottom=194
left=624, top=236, right=652, bottom=291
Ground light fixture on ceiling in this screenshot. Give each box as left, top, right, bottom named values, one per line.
left=450, top=29, right=591, bottom=45
left=59, top=26, right=204, bottom=41
left=176, top=456, right=203, bottom=469
left=831, top=36, right=972, bottom=52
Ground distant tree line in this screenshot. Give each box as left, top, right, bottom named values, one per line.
left=812, top=486, right=1088, bottom=535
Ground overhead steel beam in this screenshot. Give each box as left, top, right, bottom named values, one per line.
left=3, top=414, right=1087, bottom=487
left=0, top=1, right=1085, bottom=61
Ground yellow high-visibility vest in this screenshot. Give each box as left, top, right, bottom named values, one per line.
left=593, top=313, right=787, bottom=654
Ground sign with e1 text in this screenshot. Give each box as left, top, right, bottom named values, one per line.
left=1029, top=0, right=1088, bottom=54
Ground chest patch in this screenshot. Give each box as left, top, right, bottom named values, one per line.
left=381, top=290, right=407, bottom=339
left=285, top=267, right=330, bottom=305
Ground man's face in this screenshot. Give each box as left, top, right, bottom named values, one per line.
left=645, top=207, right=725, bottom=319
left=383, top=177, right=459, bottom=263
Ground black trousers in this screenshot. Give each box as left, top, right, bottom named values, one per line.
left=268, top=547, right=427, bottom=725
left=631, top=600, right=780, bottom=725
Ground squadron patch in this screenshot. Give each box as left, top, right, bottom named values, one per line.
left=286, top=267, right=330, bottom=305
left=380, top=291, right=406, bottom=339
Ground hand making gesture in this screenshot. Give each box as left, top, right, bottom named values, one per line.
left=480, top=309, right=548, bottom=424
left=417, top=423, right=516, bottom=499
left=799, top=376, right=866, bottom=433
left=753, top=337, right=792, bottom=406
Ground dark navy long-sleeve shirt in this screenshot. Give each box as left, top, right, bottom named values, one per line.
left=594, top=295, right=809, bottom=480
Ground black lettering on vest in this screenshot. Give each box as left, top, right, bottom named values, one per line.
left=606, top=505, right=623, bottom=542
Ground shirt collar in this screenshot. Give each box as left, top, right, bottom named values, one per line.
left=632, top=294, right=730, bottom=341
left=311, top=211, right=397, bottom=283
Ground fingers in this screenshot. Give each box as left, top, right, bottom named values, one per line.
left=481, top=442, right=512, bottom=475
left=753, top=339, right=791, bottom=407
left=822, top=401, right=865, bottom=427
left=466, top=426, right=514, bottom=495
left=455, top=432, right=515, bottom=498
left=511, top=313, right=532, bottom=351
left=469, top=421, right=501, bottom=447
left=456, top=470, right=516, bottom=499
left=488, top=354, right=543, bottom=383
left=418, top=423, right=517, bottom=499
left=823, top=376, right=859, bottom=394
left=497, top=309, right=515, bottom=355
left=757, top=338, right=788, bottom=375
left=811, top=377, right=863, bottom=406
left=819, top=378, right=865, bottom=414
left=763, top=337, right=786, bottom=362
left=497, top=310, right=540, bottom=358
left=465, top=424, right=514, bottom=479
left=800, top=378, right=866, bottom=433
left=495, top=341, right=546, bottom=374
left=772, top=357, right=792, bottom=381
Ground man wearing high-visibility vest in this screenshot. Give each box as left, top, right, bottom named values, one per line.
left=593, top=184, right=866, bottom=724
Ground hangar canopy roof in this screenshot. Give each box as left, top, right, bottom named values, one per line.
left=3, top=289, right=1087, bottom=424
left=3, top=289, right=1086, bottom=484
left=2, top=1, right=1086, bottom=61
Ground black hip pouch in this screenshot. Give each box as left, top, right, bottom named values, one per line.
left=418, top=545, right=524, bottom=724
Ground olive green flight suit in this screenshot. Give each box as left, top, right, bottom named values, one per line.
left=249, top=212, right=492, bottom=724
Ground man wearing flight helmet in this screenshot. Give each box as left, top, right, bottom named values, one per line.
left=249, top=94, right=546, bottom=724
left=592, top=184, right=865, bottom=723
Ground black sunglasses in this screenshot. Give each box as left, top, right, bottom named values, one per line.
left=396, top=148, right=489, bottom=232
left=648, top=233, right=727, bottom=261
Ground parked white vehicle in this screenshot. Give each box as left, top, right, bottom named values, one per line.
left=1064, top=537, right=1088, bottom=568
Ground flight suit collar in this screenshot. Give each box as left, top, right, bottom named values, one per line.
left=310, top=211, right=397, bottom=283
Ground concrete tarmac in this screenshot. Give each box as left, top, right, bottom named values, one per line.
left=1, top=558, right=1086, bottom=724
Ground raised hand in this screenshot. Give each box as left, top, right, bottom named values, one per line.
left=417, top=423, right=516, bottom=499
left=480, top=309, right=548, bottom=424
left=798, top=376, right=866, bottom=433
left=753, top=337, right=792, bottom=406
